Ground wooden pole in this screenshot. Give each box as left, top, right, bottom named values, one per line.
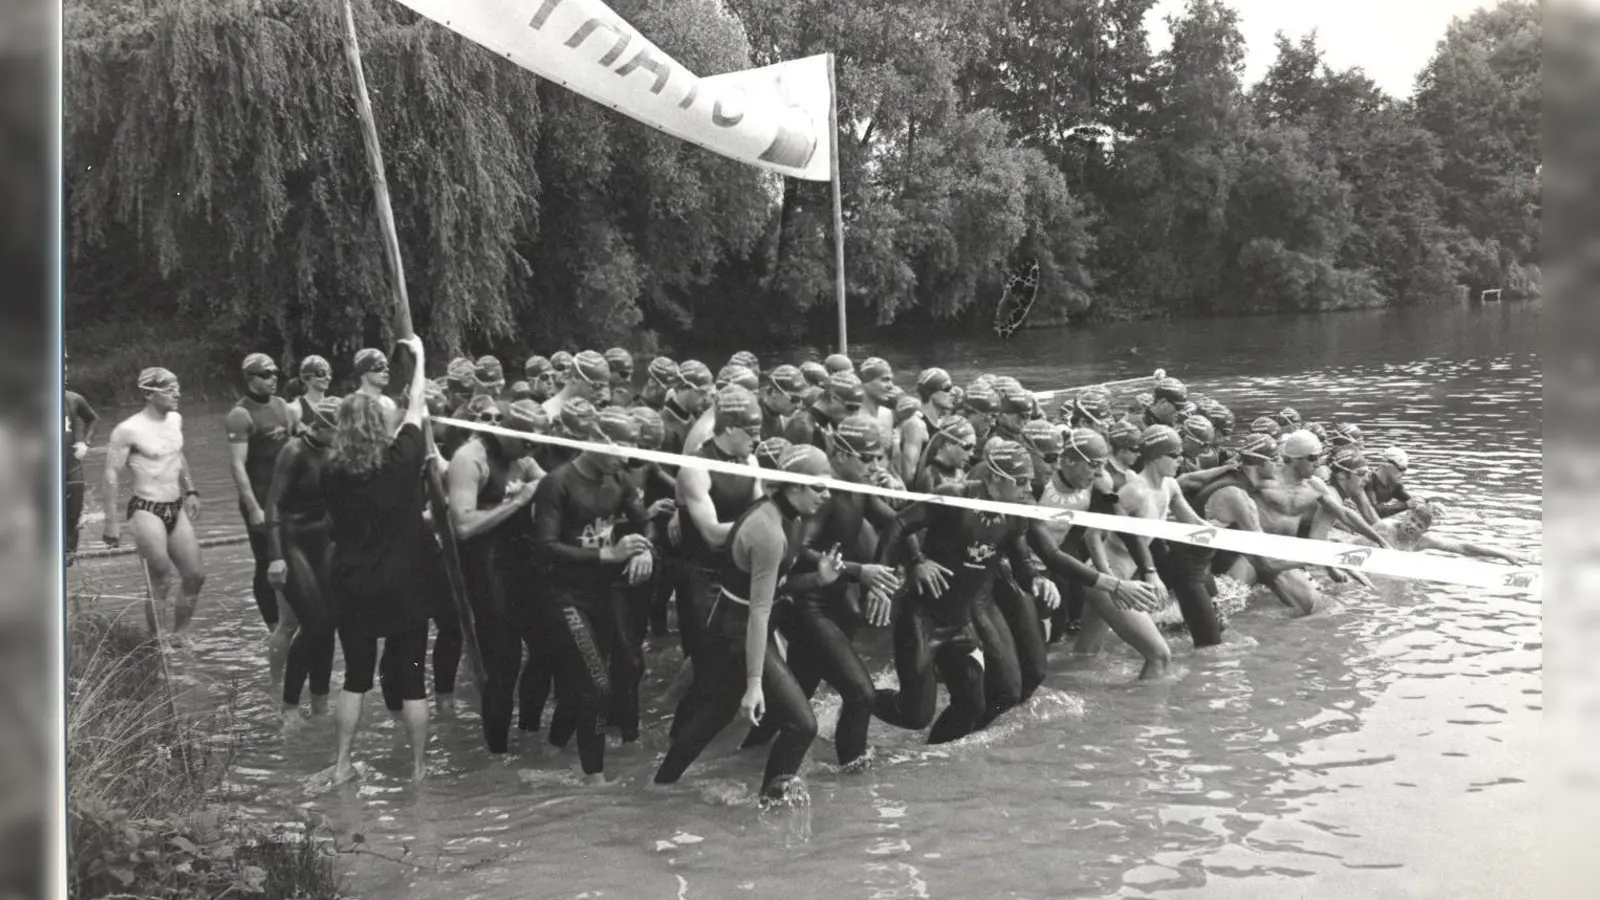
left=828, top=53, right=847, bottom=356
left=340, top=0, right=413, bottom=341
left=337, top=0, right=486, bottom=693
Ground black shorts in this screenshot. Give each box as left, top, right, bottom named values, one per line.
left=338, top=624, right=429, bottom=701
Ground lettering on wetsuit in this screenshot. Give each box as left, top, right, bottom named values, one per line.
left=561, top=606, right=610, bottom=734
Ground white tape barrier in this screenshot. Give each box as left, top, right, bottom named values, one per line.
left=1031, top=369, right=1165, bottom=404
left=434, top=416, right=1541, bottom=595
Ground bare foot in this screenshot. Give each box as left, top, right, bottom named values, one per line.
left=280, top=706, right=306, bottom=736
left=412, top=764, right=428, bottom=783
left=581, top=772, right=612, bottom=787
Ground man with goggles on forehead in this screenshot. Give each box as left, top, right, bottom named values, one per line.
left=898, top=368, right=956, bottom=485
left=102, top=367, right=207, bottom=645
left=226, top=353, right=299, bottom=660
left=910, top=415, right=977, bottom=493
left=786, top=371, right=863, bottom=452
left=541, top=348, right=611, bottom=419
left=1325, top=445, right=1382, bottom=526
left=758, top=365, right=808, bottom=441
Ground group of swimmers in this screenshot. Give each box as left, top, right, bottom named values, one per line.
left=79, top=343, right=1528, bottom=801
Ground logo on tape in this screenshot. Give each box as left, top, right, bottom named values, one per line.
left=1335, top=549, right=1372, bottom=567
left=1050, top=510, right=1076, bottom=526
left=1501, top=571, right=1536, bottom=589
left=1186, top=527, right=1218, bottom=546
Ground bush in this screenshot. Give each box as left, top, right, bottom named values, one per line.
left=66, top=606, right=344, bottom=900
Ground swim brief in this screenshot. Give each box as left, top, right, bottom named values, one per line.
left=128, top=496, right=183, bottom=534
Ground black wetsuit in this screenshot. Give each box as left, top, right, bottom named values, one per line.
left=675, top=439, right=759, bottom=661
left=872, top=482, right=1036, bottom=742
left=265, top=435, right=336, bottom=706
left=531, top=458, right=651, bottom=775
left=227, top=393, right=294, bottom=628
left=784, top=405, right=837, bottom=452
left=655, top=495, right=819, bottom=793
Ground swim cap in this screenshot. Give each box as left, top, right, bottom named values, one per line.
left=1306, top=422, right=1329, bottom=444
left=800, top=360, right=829, bottom=387
left=834, top=414, right=885, bottom=456
left=713, top=385, right=763, bottom=431
left=525, top=355, right=553, bottom=378
left=969, top=373, right=997, bottom=391
left=138, top=367, right=179, bottom=393
left=1133, top=391, right=1154, bottom=411
left=474, top=355, right=505, bottom=387
left=1106, top=419, right=1141, bottom=450
left=509, top=380, right=533, bottom=401
left=716, top=364, right=759, bottom=392
left=934, top=415, right=977, bottom=447
left=604, top=347, right=634, bottom=374
left=1233, top=432, right=1278, bottom=462
left=1250, top=416, right=1282, bottom=438
left=1064, top=427, right=1111, bottom=463
left=1070, top=388, right=1112, bottom=426
left=628, top=406, right=664, bottom=449
left=779, top=444, right=833, bottom=478
left=917, top=367, right=953, bottom=400
left=1153, top=377, right=1188, bottom=404
left=728, top=350, right=761, bottom=375
left=506, top=399, right=550, bottom=434
left=1380, top=447, right=1410, bottom=471
left=860, top=357, right=893, bottom=382
left=550, top=350, right=574, bottom=371
left=824, top=353, right=854, bottom=375
left=984, top=439, right=1034, bottom=481
left=767, top=364, right=806, bottom=394
left=1275, top=407, right=1302, bottom=430
left=895, top=394, right=920, bottom=423
left=1139, top=424, right=1183, bottom=458
left=1022, top=419, right=1063, bottom=456
left=353, top=348, right=388, bottom=376
left=465, top=394, right=501, bottom=420
left=299, top=355, right=331, bottom=378
left=572, top=350, right=611, bottom=387
left=1196, top=398, right=1235, bottom=435
left=677, top=360, right=714, bottom=390
left=997, top=385, right=1032, bottom=415
left=596, top=406, right=641, bottom=445
left=827, top=371, right=865, bottom=405
left=241, top=352, right=277, bottom=377
left=963, top=383, right=999, bottom=415
left=559, top=397, right=598, bottom=437
left=446, top=357, right=477, bottom=392
left=1179, top=415, right=1216, bottom=445
left=755, top=436, right=791, bottom=469
left=1330, top=446, right=1365, bottom=473
left=799, top=385, right=825, bottom=407
left=1330, top=422, right=1364, bottom=446
left=647, top=356, right=682, bottom=389
left=1281, top=429, right=1323, bottom=459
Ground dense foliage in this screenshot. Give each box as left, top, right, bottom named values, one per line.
left=64, top=0, right=1540, bottom=369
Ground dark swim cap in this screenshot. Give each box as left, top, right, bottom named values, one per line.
left=1139, top=424, right=1183, bottom=458
left=525, top=355, right=553, bottom=378
left=1106, top=419, right=1141, bottom=451
left=755, top=436, right=791, bottom=469
left=827, top=372, right=865, bottom=405
left=1233, top=432, right=1278, bottom=462
left=1022, top=419, right=1063, bottom=456
left=716, top=364, right=760, bottom=392
left=628, top=406, right=665, bottom=449
left=506, top=399, right=550, bottom=434
left=1064, top=427, right=1111, bottom=463
left=833, top=414, right=884, bottom=456
left=963, top=384, right=999, bottom=415
left=1250, top=416, right=1282, bottom=438
left=823, top=354, right=854, bottom=375
left=559, top=397, right=598, bottom=437
left=595, top=407, right=642, bottom=445
left=800, top=360, right=829, bottom=387
left=984, top=439, right=1034, bottom=481
left=677, top=360, right=714, bottom=390
left=713, top=385, right=763, bottom=431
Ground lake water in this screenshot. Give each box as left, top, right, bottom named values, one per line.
left=66, top=301, right=1542, bottom=900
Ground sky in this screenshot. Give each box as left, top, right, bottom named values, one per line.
left=1144, top=0, right=1496, bottom=98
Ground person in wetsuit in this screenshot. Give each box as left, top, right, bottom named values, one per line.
left=872, top=440, right=1057, bottom=742
left=226, top=353, right=298, bottom=638
left=654, top=444, right=836, bottom=803
left=637, top=356, right=679, bottom=413
left=911, top=415, right=977, bottom=494
left=786, top=371, right=862, bottom=451
left=659, top=360, right=714, bottom=455
left=265, top=395, right=341, bottom=731
left=898, top=368, right=955, bottom=485
left=608, top=406, right=677, bottom=740
left=604, top=348, right=635, bottom=408
left=741, top=415, right=903, bottom=769
left=448, top=398, right=544, bottom=755
left=531, top=408, right=656, bottom=784
left=758, top=365, right=806, bottom=442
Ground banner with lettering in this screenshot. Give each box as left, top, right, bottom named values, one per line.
left=389, top=0, right=834, bottom=181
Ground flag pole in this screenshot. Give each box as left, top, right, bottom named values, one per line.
left=338, top=0, right=487, bottom=693
left=827, top=52, right=847, bottom=356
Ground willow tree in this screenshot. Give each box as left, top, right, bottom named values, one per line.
left=65, top=0, right=772, bottom=362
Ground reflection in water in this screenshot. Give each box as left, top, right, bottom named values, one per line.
left=67, top=303, right=1541, bottom=899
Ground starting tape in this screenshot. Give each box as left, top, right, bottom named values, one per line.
left=434, top=416, right=1541, bottom=595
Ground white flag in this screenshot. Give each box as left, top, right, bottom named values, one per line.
left=390, top=0, right=834, bottom=181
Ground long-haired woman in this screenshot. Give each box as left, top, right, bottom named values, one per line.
left=319, top=335, right=432, bottom=785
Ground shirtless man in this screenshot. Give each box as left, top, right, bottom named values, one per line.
left=682, top=365, right=759, bottom=456
left=102, top=367, right=206, bottom=642
left=1368, top=499, right=1529, bottom=565
left=858, top=358, right=900, bottom=472
left=1204, top=430, right=1391, bottom=614
left=543, top=350, right=612, bottom=422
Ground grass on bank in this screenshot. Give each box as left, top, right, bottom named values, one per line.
left=66, top=602, right=344, bottom=899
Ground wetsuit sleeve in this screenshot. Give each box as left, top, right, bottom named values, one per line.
left=263, top=441, right=304, bottom=561
left=877, top=499, right=937, bottom=567
left=1026, top=522, right=1103, bottom=586
left=621, top=479, right=657, bottom=543
left=391, top=422, right=425, bottom=474
left=1004, top=519, right=1037, bottom=584
left=532, top=473, right=601, bottom=565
